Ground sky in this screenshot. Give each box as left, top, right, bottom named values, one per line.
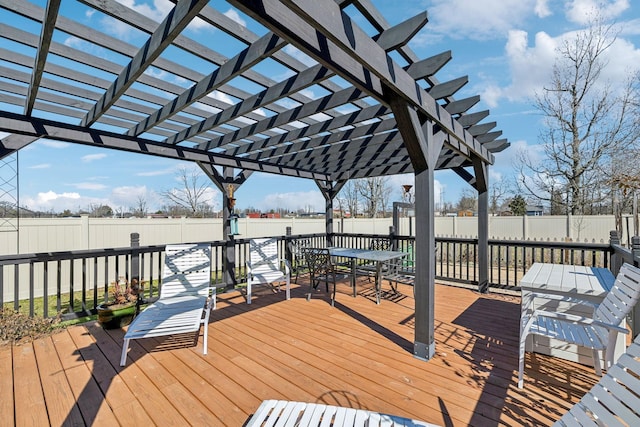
left=1, top=0, right=640, bottom=215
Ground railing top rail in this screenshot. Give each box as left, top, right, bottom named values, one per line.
left=0, top=241, right=230, bottom=265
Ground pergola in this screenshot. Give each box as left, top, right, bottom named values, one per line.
left=0, top=0, right=509, bottom=360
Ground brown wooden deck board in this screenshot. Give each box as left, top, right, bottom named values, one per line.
left=12, top=342, right=50, bottom=426
left=2, top=279, right=604, bottom=426
left=32, top=336, right=84, bottom=426
left=0, top=346, right=14, bottom=427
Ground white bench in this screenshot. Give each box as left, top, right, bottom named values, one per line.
left=554, top=332, right=640, bottom=426
left=246, top=399, right=440, bottom=426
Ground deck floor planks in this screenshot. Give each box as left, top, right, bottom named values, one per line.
left=12, top=342, right=50, bottom=426
left=52, top=327, right=120, bottom=426
left=243, top=291, right=493, bottom=425
left=170, top=340, right=268, bottom=426
left=86, top=323, right=190, bottom=426
left=142, top=343, right=237, bottom=426
left=132, top=336, right=226, bottom=426
left=215, top=288, right=478, bottom=426
left=31, top=335, right=84, bottom=426
left=65, top=323, right=154, bottom=426
left=3, top=281, right=603, bottom=426
left=0, top=346, right=14, bottom=427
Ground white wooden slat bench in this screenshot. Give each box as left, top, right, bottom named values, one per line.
left=246, top=399, right=440, bottom=426
left=553, top=332, right=640, bottom=426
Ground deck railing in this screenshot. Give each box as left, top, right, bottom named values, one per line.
left=2, top=231, right=637, bottom=322
left=333, top=233, right=614, bottom=291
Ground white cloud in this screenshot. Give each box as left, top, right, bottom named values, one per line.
left=28, top=164, right=51, bottom=169
left=259, top=191, right=325, bottom=212
left=493, top=27, right=640, bottom=106
left=100, top=16, right=139, bottom=40
left=137, top=167, right=177, bottom=177
left=535, top=0, right=552, bottom=18
left=283, top=45, right=317, bottom=66
left=72, top=182, right=108, bottom=190
left=82, top=153, right=107, bottom=163
left=21, top=191, right=100, bottom=212
left=109, top=185, right=150, bottom=208
left=413, top=0, right=538, bottom=41
left=223, top=9, right=246, bottom=27
left=115, top=0, right=173, bottom=23
left=38, top=191, right=80, bottom=202
left=206, top=91, right=234, bottom=106
left=38, top=140, right=70, bottom=149
left=566, top=0, right=630, bottom=25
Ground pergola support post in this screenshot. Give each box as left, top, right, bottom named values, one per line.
left=413, top=164, right=438, bottom=360
left=200, top=163, right=253, bottom=290
left=474, top=158, right=490, bottom=293
left=316, top=179, right=347, bottom=247
left=388, top=94, right=444, bottom=361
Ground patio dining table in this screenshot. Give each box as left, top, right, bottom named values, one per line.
left=328, top=247, right=407, bottom=304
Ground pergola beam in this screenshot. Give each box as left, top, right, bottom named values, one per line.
left=25, top=0, right=61, bottom=116
left=0, top=134, right=40, bottom=160
left=0, top=112, right=330, bottom=180
left=128, top=32, right=286, bottom=137
left=373, top=11, right=428, bottom=52
left=406, top=51, right=451, bottom=80
left=81, top=0, right=210, bottom=126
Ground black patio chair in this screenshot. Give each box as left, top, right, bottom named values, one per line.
left=302, top=247, right=344, bottom=306
left=289, top=238, right=311, bottom=283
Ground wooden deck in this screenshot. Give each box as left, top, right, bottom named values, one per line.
left=1, top=277, right=601, bottom=426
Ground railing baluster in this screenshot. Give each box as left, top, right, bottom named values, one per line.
left=13, top=264, right=19, bottom=311
left=57, top=260, right=62, bottom=313
left=104, top=256, right=110, bottom=304
left=69, top=260, right=75, bottom=313
left=29, top=261, right=34, bottom=316
left=43, top=262, right=48, bottom=318
left=93, top=257, right=98, bottom=311
left=81, top=258, right=87, bottom=313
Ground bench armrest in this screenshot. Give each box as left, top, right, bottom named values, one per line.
left=531, top=309, right=629, bottom=334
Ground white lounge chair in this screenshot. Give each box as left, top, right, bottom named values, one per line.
left=246, top=399, right=441, bottom=426
left=120, top=243, right=215, bottom=366
left=246, top=238, right=290, bottom=304
left=518, top=262, right=640, bottom=388
left=554, top=332, right=640, bottom=426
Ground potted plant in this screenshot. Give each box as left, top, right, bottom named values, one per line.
left=97, top=277, right=143, bottom=329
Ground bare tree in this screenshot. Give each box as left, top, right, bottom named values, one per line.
left=605, top=146, right=640, bottom=236
left=455, top=188, right=477, bottom=212
left=131, top=194, right=148, bottom=217
left=517, top=15, right=640, bottom=215
left=489, top=179, right=510, bottom=215
left=88, top=203, right=113, bottom=217
left=161, top=166, right=213, bottom=217
left=337, top=180, right=360, bottom=218
left=356, top=177, right=391, bottom=218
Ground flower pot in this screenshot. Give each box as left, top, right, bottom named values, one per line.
left=97, top=303, right=137, bottom=329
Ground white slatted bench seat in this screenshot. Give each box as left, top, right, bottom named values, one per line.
left=246, top=399, right=441, bottom=426
left=553, top=332, right=640, bottom=426
left=120, top=243, right=215, bottom=366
